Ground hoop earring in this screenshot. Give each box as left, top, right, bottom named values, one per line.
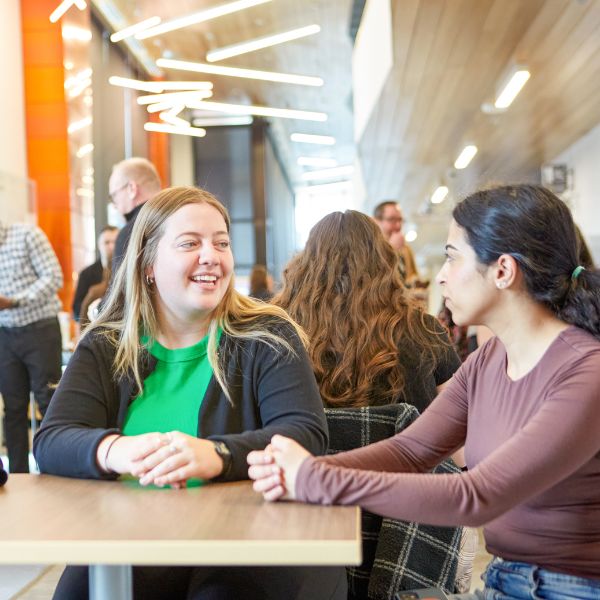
left=145, top=275, right=154, bottom=286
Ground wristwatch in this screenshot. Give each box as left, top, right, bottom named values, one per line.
left=211, top=441, right=233, bottom=479
left=11, top=298, right=20, bottom=308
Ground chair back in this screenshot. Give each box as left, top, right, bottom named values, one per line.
left=324, top=403, right=462, bottom=600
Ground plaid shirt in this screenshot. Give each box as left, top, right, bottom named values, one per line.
left=0, top=221, right=63, bottom=327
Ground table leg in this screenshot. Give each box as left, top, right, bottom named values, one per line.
left=89, top=565, right=133, bottom=600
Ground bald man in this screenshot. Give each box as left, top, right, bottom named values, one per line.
left=108, top=157, right=161, bottom=274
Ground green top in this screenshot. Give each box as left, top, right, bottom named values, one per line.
left=122, top=329, right=221, bottom=488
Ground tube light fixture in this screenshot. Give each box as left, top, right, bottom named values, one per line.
left=76, top=143, right=94, bottom=158
left=405, top=230, right=418, bottom=243
left=297, top=157, right=338, bottom=168
left=207, top=24, right=321, bottom=62
left=68, top=116, right=92, bottom=134
left=495, top=69, right=530, bottom=109
left=157, top=58, right=323, bottom=87
left=136, top=0, right=272, bottom=40
left=192, top=116, right=253, bottom=127
left=454, top=145, right=478, bottom=170
left=431, top=186, right=449, bottom=205
left=144, top=122, right=207, bottom=138
left=159, top=105, right=189, bottom=128
left=110, top=17, right=162, bottom=43
left=187, top=100, right=327, bottom=122
left=137, top=90, right=212, bottom=105
left=76, top=187, right=94, bottom=198
left=50, top=0, right=86, bottom=23
left=301, top=165, right=354, bottom=181
left=61, top=25, right=92, bottom=41
left=290, top=133, right=335, bottom=145
left=109, top=77, right=213, bottom=93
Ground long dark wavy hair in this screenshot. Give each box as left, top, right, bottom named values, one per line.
left=274, top=210, right=447, bottom=408
left=453, top=184, right=600, bottom=340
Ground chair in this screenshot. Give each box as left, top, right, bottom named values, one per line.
left=324, top=403, right=463, bottom=600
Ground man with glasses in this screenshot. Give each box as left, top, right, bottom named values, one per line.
left=373, top=200, right=419, bottom=283
left=108, top=157, right=161, bottom=274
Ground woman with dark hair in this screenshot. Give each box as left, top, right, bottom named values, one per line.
left=250, top=185, right=600, bottom=599
left=274, top=210, right=460, bottom=413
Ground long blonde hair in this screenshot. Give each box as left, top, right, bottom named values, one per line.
left=86, top=186, right=306, bottom=396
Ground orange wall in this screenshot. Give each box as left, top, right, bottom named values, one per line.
left=20, top=0, right=72, bottom=309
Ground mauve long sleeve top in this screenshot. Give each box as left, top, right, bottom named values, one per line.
left=297, top=326, right=600, bottom=580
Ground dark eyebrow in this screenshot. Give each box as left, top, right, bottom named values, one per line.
left=175, top=231, right=230, bottom=239
left=445, top=244, right=459, bottom=252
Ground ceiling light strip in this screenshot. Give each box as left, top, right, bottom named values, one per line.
left=431, top=186, right=449, bottom=204
left=187, top=100, right=327, bottom=122
left=495, top=69, right=530, bottom=109
left=454, top=145, right=478, bottom=170
left=49, top=0, right=86, bottom=23
left=290, top=133, right=335, bottom=145
left=157, top=58, right=323, bottom=87
left=144, top=122, right=207, bottom=138
left=136, top=0, right=272, bottom=40
left=206, top=24, right=321, bottom=62
left=297, top=157, right=338, bottom=167
left=110, top=16, right=162, bottom=43
left=137, top=90, right=212, bottom=105
left=109, top=77, right=214, bottom=93
left=192, top=116, right=253, bottom=126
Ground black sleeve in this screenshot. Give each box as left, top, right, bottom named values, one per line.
left=209, top=323, right=329, bottom=480
left=33, top=335, right=120, bottom=479
left=424, top=313, right=462, bottom=385
left=72, top=263, right=100, bottom=321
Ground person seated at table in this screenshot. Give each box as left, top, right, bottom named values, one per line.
left=249, top=184, right=600, bottom=600
left=274, top=210, right=461, bottom=414
left=34, top=186, right=344, bottom=600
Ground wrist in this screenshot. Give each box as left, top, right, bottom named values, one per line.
left=210, top=441, right=232, bottom=480
left=97, top=434, right=122, bottom=474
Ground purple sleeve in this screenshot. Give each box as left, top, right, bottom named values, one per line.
left=296, top=354, right=600, bottom=528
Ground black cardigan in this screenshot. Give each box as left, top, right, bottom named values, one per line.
left=33, top=320, right=328, bottom=481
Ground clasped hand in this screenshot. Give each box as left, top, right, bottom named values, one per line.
left=247, top=434, right=312, bottom=501
left=98, top=432, right=223, bottom=488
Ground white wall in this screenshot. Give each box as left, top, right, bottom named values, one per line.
left=169, top=133, right=194, bottom=187
left=553, top=122, right=600, bottom=262
left=0, top=1, right=29, bottom=223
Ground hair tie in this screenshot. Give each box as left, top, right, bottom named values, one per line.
left=571, top=265, right=585, bottom=281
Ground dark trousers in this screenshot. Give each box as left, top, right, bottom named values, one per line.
left=0, top=317, right=62, bottom=473
left=54, top=565, right=347, bottom=600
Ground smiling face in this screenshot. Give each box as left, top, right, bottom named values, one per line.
left=148, top=202, right=233, bottom=327
left=436, top=220, right=498, bottom=326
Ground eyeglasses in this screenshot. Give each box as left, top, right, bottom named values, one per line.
left=108, top=182, right=128, bottom=203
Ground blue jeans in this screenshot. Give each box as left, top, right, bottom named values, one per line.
left=451, top=557, right=600, bottom=600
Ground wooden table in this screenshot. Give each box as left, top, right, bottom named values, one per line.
left=0, top=474, right=361, bottom=599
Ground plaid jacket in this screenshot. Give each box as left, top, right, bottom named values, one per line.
left=324, top=403, right=462, bottom=600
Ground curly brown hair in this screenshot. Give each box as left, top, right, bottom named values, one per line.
left=274, top=210, right=446, bottom=408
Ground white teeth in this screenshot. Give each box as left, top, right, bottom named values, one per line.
left=192, top=275, right=217, bottom=282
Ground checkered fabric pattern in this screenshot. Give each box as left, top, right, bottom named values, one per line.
left=0, top=221, right=63, bottom=327
left=324, top=403, right=462, bottom=600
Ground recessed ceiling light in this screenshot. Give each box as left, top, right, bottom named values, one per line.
left=157, top=58, right=323, bottom=87
left=206, top=24, right=321, bottom=62
left=431, top=186, right=449, bottom=204
left=136, top=0, right=272, bottom=40
left=187, top=100, right=327, bottom=122
left=495, top=68, right=530, bottom=109
left=454, top=145, right=478, bottom=170
left=290, top=133, right=335, bottom=145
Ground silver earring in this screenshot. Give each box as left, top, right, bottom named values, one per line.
left=497, top=281, right=506, bottom=289
left=145, top=275, right=154, bottom=286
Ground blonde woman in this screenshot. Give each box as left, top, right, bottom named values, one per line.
left=34, top=186, right=343, bottom=600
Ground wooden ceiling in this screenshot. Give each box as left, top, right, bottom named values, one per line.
left=359, top=0, right=600, bottom=258
left=99, top=0, right=600, bottom=261
left=101, top=0, right=355, bottom=183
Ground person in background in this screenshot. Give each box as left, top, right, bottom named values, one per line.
left=274, top=210, right=460, bottom=414
left=34, top=186, right=344, bottom=600
left=248, top=264, right=273, bottom=301
left=72, top=225, right=118, bottom=327
left=108, top=157, right=161, bottom=274
left=0, top=219, right=63, bottom=473
left=250, top=185, right=600, bottom=600
left=373, top=200, right=419, bottom=283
